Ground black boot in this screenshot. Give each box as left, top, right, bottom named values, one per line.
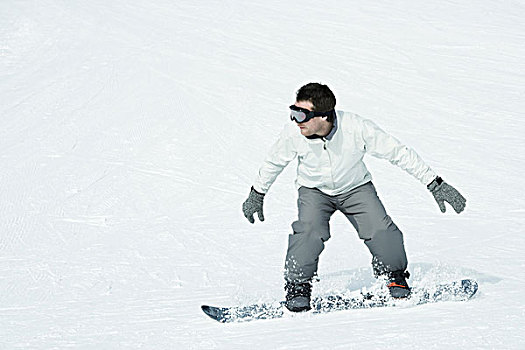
left=284, top=281, right=312, bottom=312
left=387, top=270, right=411, bottom=298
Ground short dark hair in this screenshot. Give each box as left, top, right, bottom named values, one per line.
left=296, top=83, right=336, bottom=112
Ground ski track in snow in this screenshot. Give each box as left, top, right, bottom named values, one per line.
left=1, top=0, right=524, bottom=349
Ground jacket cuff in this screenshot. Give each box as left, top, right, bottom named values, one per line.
left=251, top=186, right=266, bottom=196
left=427, top=176, right=443, bottom=191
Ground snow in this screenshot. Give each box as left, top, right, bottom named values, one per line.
left=1, top=0, right=524, bottom=348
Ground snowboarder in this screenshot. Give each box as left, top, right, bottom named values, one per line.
left=242, top=83, right=466, bottom=312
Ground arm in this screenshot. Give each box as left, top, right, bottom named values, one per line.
left=360, top=118, right=466, bottom=213
left=243, top=126, right=297, bottom=223
left=252, top=125, right=298, bottom=194
left=360, top=118, right=437, bottom=186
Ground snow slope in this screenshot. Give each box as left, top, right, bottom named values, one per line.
left=1, top=0, right=524, bottom=348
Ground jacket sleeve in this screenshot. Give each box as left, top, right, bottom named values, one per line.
left=253, top=125, right=298, bottom=194
left=360, top=118, right=437, bottom=186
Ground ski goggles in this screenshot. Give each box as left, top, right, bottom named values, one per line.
left=289, top=105, right=334, bottom=123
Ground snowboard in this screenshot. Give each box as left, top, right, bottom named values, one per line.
left=201, top=279, right=478, bottom=323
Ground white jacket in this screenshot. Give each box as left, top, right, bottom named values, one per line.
left=253, top=111, right=437, bottom=195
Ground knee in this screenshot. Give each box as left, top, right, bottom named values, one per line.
left=292, top=219, right=330, bottom=242
left=359, top=215, right=398, bottom=239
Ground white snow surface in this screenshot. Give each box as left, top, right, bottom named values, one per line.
left=1, top=0, right=524, bottom=348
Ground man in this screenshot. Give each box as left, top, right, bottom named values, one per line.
left=242, top=83, right=466, bottom=312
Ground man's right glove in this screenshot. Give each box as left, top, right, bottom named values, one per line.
left=242, top=187, right=265, bottom=224
left=428, top=177, right=466, bottom=214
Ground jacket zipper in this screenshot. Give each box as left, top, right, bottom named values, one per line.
left=323, top=138, right=336, bottom=188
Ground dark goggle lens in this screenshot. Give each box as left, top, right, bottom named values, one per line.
left=289, top=105, right=314, bottom=123
left=290, top=109, right=308, bottom=123
left=289, top=105, right=336, bottom=123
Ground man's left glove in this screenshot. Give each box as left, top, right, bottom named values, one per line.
left=242, top=187, right=265, bottom=224
left=428, top=177, right=466, bottom=214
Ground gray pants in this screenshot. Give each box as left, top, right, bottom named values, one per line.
left=284, top=182, right=408, bottom=283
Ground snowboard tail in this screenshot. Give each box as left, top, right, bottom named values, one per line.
left=201, top=279, right=478, bottom=323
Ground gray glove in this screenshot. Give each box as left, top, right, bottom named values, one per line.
left=242, top=187, right=265, bottom=224
left=428, top=177, right=466, bottom=214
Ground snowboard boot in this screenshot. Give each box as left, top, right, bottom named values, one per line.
left=387, top=270, right=411, bottom=299
left=284, top=281, right=312, bottom=312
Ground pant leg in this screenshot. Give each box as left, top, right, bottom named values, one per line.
left=284, top=187, right=337, bottom=283
left=337, top=182, right=408, bottom=276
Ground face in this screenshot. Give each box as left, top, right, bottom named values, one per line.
left=294, top=100, right=330, bottom=137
